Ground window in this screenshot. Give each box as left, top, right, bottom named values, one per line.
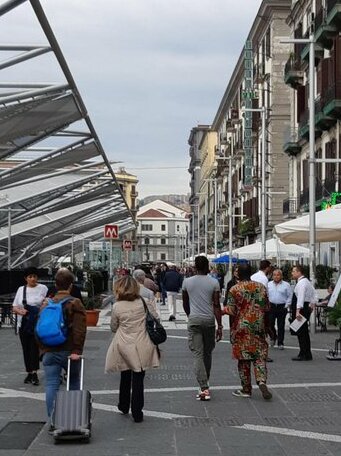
left=160, top=253, right=166, bottom=260
left=177, top=225, right=180, bottom=232
left=141, top=224, right=153, bottom=231
left=161, top=238, right=166, bottom=245
left=161, top=224, right=166, bottom=231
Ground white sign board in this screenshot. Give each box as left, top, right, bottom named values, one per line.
left=89, top=241, right=103, bottom=251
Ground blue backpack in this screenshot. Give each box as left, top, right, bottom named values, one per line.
left=35, top=297, right=71, bottom=346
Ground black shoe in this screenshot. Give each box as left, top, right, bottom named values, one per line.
left=117, top=404, right=129, bottom=415
left=168, top=316, right=176, bottom=321
left=48, top=425, right=55, bottom=435
left=292, top=356, right=312, bottom=361
left=266, top=357, right=273, bottom=363
left=133, top=412, right=144, bottom=423
left=24, top=373, right=33, bottom=384
left=31, top=373, right=39, bottom=386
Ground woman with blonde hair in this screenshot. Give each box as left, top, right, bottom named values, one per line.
left=105, top=275, right=160, bottom=422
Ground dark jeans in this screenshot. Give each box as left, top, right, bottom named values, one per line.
left=269, top=304, right=287, bottom=346
left=19, top=328, right=40, bottom=372
left=119, top=370, right=145, bottom=420
left=291, top=301, right=312, bottom=359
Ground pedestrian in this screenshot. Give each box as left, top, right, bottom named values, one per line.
left=12, top=267, right=48, bottom=386
left=223, top=262, right=273, bottom=400
left=251, top=259, right=274, bottom=363
left=251, top=260, right=272, bottom=288
left=182, top=256, right=222, bottom=401
left=268, top=269, right=292, bottom=350
left=223, top=265, right=239, bottom=306
left=133, top=269, right=158, bottom=314
left=39, top=268, right=87, bottom=420
left=290, top=265, right=317, bottom=361
left=159, top=263, right=168, bottom=305
left=164, top=264, right=183, bottom=321
left=105, top=276, right=160, bottom=422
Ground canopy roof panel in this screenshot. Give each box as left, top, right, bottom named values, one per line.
left=0, top=140, right=101, bottom=187
left=0, top=93, right=82, bottom=159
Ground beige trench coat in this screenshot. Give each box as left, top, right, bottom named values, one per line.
left=105, top=298, right=160, bottom=373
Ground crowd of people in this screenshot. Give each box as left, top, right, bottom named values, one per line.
left=11, top=258, right=325, bottom=431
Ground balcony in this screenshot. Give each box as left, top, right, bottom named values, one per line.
left=225, top=120, right=235, bottom=133
left=283, top=127, right=302, bottom=156
left=298, top=110, right=309, bottom=140
left=324, top=80, right=341, bottom=119
left=283, top=197, right=299, bottom=217
left=284, top=55, right=304, bottom=89
left=326, top=0, right=341, bottom=28
left=315, top=98, right=335, bottom=130
left=220, top=132, right=229, bottom=145
left=315, top=7, right=338, bottom=50
left=301, top=31, right=324, bottom=64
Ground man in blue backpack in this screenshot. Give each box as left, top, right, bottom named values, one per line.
left=38, top=268, right=87, bottom=419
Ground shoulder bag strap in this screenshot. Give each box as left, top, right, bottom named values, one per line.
left=22, top=285, right=27, bottom=308
left=140, top=295, right=148, bottom=313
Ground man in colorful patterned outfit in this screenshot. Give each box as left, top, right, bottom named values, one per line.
left=223, top=263, right=272, bottom=400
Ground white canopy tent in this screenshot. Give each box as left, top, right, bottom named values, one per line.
left=233, top=238, right=310, bottom=262
left=274, top=205, right=341, bottom=244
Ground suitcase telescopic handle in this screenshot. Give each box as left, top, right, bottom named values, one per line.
left=66, top=356, right=84, bottom=392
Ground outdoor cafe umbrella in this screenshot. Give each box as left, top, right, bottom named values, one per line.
left=274, top=205, right=341, bottom=244
left=232, top=237, right=309, bottom=261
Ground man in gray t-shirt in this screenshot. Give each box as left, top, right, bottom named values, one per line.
left=182, top=256, right=222, bottom=401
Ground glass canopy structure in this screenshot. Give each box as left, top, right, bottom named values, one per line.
left=0, top=0, right=135, bottom=269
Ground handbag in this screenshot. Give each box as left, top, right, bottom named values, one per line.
left=21, top=286, right=40, bottom=336
left=140, top=296, right=167, bottom=345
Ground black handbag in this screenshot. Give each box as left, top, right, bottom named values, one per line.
left=140, top=296, right=167, bottom=345
left=20, top=286, right=39, bottom=336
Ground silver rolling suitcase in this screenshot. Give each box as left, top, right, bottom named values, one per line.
left=51, top=357, right=92, bottom=443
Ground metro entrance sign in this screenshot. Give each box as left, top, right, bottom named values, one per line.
left=123, top=240, right=132, bottom=250
left=104, top=224, right=119, bottom=239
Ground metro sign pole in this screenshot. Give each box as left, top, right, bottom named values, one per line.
left=104, top=224, right=119, bottom=285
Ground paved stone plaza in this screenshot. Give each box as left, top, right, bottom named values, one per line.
left=1, top=300, right=341, bottom=455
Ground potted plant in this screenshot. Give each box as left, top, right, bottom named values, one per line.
left=83, top=296, right=101, bottom=327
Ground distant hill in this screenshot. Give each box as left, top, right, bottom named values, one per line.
left=138, top=194, right=190, bottom=211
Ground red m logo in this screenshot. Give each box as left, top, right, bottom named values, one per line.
left=104, top=224, right=119, bottom=239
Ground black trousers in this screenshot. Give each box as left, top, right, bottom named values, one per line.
left=19, top=329, right=40, bottom=372
left=291, top=301, right=312, bottom=359
left=119, top=370, right=145, bottom=419
left=269, top=304, right=287, bottom=346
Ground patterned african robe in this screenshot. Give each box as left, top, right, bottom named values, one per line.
left=225, top=281, right=270, bottom=360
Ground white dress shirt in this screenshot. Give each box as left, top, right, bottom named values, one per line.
left=294, top=276, right=318, bottom=309
left=268, top=280, right=292, bottom=307
left=251, top=270, right=269, bottom=289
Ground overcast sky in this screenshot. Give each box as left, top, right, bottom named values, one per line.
left=1, top=0, right=262, bottom=198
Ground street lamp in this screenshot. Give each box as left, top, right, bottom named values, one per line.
left=242, top=106, right=267, bottom=260
left=204, top=178, right=218, bottom=257
left=197, top=191, right=208, bottom=255
left=280, top=33, right=316, bottom=284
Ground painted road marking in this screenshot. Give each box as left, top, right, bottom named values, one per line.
left=90, top=382, right=341, bottom=395
left=166, top=334, right=330, bottom=352
left=2, top=386, right=341, bottom=441
left=234, top=424, right=341, bottom=443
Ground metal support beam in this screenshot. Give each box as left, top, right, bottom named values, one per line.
left=0, top=0, right=27, bottom=16
left=0, top=47, right=51, bottom=71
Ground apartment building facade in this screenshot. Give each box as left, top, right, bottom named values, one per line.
left=137, top=199, right=189, bottom=264
left=195, top=0, right=292, bottom=254
left=283, top=0, right=341, bottom=265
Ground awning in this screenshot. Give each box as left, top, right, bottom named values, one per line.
left=233, top=238, right=310, bottom=260
left=274, top=206, right=341, bottom=243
